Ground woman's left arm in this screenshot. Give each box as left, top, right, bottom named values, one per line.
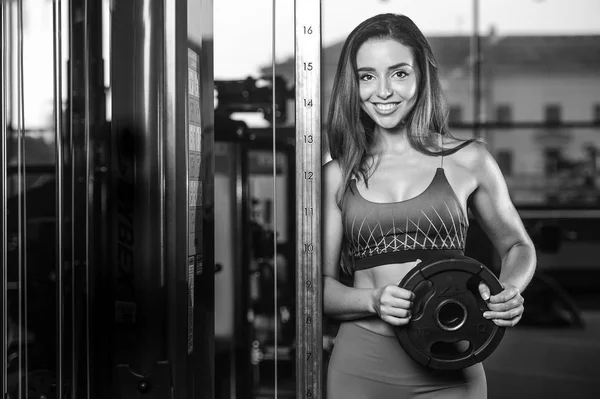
left=469, top=146, right=537, bottom=326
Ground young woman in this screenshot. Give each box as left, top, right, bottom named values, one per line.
left=323, top=14, right=537, bottom=398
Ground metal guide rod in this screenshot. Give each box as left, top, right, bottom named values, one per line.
left=17, top=0, right=29, bottom=395
left=1, top=0, right=8, bottom=392
left=52, top=0, right=65, bottom=397
left=295, top=0, right=322, bottom=398
left=271, top=0, right=278, bottom=395
left=83, top=0, right=92, bottom=395
left=69, top=0, right=76, bottom=391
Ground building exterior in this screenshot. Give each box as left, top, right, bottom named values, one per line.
left=264, top=34, right=600, bottom=206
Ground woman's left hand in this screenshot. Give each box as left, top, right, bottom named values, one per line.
left=478, top=282, right=524, bottom=327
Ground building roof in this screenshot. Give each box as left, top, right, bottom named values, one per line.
left=429, top=35, right=600, bottom=73
left=262, top=35, right=600, bottom=79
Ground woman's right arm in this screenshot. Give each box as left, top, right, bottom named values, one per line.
left=322, top=160, right=415, bottom=325
left=322, top=160, right=377, bottom=320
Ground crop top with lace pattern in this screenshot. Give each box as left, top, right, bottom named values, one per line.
left=340, top=165, right=469, bottom=270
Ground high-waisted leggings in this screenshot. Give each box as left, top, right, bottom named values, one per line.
left=327, top=321, right=487, bottom=399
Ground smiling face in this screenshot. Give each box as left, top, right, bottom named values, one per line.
left=356, top=38, right=419, bottom=132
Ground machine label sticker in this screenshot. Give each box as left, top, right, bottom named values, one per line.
left=188, top=48, right=202, bottom=258
left=188, top=256, right=195, bottom=354
left=196, top=253, right=203, bottom=275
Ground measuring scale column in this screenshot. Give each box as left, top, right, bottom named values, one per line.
left=295, top=0, right=322, bottom=398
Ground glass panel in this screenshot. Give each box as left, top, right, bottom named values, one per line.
left=475, top=1, right=600, bottom=397
left=4, top=0, right=60, bottom=396
left=214, top=0, right=295, bottom=397
left=478, top=0, right=600, bottom=209
left=217, top=1, right=597, bottom=398
left=319, top=2, right=599, bottom=399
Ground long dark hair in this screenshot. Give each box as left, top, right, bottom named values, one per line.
left=327, top=13, right=481, bottom=207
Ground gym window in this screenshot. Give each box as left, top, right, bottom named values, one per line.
left=544, top=148, right=561, bottom=176
left=448, top=105, right=462, bottom=124
left=496, top=104, right=512, bottom=125
left=544, top=104, right=562, bottom=126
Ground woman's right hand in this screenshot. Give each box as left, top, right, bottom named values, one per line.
left=371, top=285, right=415, bottom=326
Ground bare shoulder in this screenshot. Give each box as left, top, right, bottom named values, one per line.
left=323, top=160, right=346, bottom=212
left=444, top=139, right=496, bottom=179
left=434, top=133, right=486, bottom=164
left=323, top=159, right=343, bottom=188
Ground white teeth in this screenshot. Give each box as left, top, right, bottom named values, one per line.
left=375, top=103, right=398, bottom=111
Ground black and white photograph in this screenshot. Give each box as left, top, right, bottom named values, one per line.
left=1, top=0, right=599, bottom=398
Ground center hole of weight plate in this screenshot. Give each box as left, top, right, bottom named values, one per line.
left=436, top=299, right=467, bottom=331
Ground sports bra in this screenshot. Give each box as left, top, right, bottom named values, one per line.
left=341, top=167, right=469, bottom=270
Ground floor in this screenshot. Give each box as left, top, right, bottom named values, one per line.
left=486, top=311, right=600, bottom=399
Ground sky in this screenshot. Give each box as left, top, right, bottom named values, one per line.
left=214, top=0, right=600, bottom=80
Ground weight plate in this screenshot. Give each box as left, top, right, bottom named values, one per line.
left=394, top=256, right=505, bottom=370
